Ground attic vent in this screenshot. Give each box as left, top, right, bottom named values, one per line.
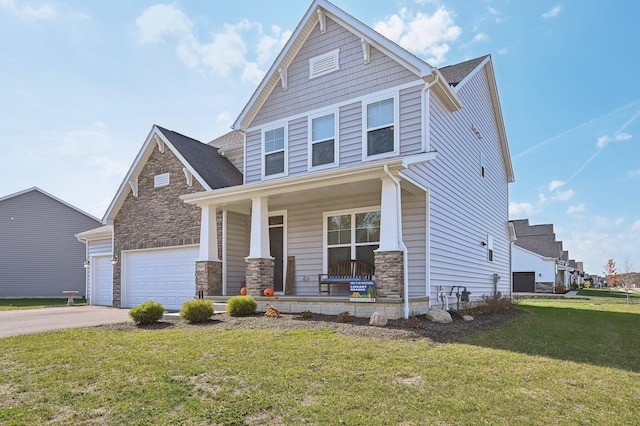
left=154, top=172, right=170, bottom=188
left=309, top=49, right=339, bottom=79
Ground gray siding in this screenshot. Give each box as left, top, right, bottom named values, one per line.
left=245, top=130, right=262, bottom=184
left=288, top=117, right=307, bottom=176
left=402, top=192, right=427, bottom=298
left=399, top=84, right=423, bottom=155
left=404, top=66, right=511, bottom=301
left=338, top=101, right=362, bottom=165
left=251, top=18, right=417, bottom=128
left=225, top=211, right=249, bottom=295
left=0, top=190, right=100, bottom=297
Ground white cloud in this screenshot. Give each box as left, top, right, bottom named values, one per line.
left=628, top=169, right=640, bottom=177
left=596, top=132, right=632, bottom=149
left=509, top=201, right=536, bottom=217
left=566, top=203, right=585, bottom=215
left=216, top=111, right=234, bottom=124
left=136, top=4, right=192, bottom=43
left=548, top=180, right=564, bottom=191
left=552, top=189, right=575, bottom=201
left=256, top=25, right=291, bottom=66
left=0, top=0, right=56, bottom=20
left=374, top=6, right=461, bottom=65
left=472, top=32, right=489, bottom=42
left=497, top=47, right=509, bottom=55
left=632, top=220, right=640, bottom=232
left=241, top=61, right=264, bottom=84
left=542, top=5, right=561, bottom=19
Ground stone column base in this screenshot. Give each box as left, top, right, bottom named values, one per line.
left=195, top=260, right=222, bottom=296
left=245, top=258, right=274, bottom=296
left=374, top=250, right=404, bottom=299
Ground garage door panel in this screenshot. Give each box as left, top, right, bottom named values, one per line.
left=123, top=246, right=198, bottom=310
left=92, top=256, right=113, bottom=306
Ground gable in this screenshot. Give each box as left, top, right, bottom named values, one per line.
left=103, top=126, right=242, bottom=223
left=0, top=187, right=99, bottom=222
left=233, top=0, right=462, bottom=131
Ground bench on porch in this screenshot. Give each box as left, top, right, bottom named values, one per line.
left=318, top=259, right=375, bottom=296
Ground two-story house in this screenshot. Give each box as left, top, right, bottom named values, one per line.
left=182, top=0, right=514, bottom=319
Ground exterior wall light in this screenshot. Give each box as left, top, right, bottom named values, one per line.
left=111, top=255, right=119, bottom=266
left=83, top=260, right=90, bottom=269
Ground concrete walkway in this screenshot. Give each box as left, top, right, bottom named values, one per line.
left=0, top=306, right=132, bottom=338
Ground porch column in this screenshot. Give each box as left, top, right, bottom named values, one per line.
left=375, top=176, right=404, bottom=299
left=245, top=197, right=274, bottom=296
left=196, top=204, right=222, bottom=296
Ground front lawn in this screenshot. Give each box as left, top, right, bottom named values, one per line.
left=0, top=299, right=638, bottom=425
left=0, top=298, right=87, bottom=311
left=577, top=287, right=640, bottom=299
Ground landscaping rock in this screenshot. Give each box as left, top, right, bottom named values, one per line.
left=369, top=311, right=388, bottom=327
left=425, top=308, right=452, bottom=324
left=463, top=315, right=474, bottom=321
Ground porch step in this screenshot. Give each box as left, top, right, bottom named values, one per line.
left=212, top=302, right=227, bottom=313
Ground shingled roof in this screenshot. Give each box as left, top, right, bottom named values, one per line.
left=156, top=126, right=242, bottom=190
left=208, top=130, right=244, bottom=150
left=439, top=55, right=489, bottom=87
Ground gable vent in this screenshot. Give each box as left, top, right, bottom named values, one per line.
left=154, top=172, right=170, bottom=188
left=309, top=49, right=339, bottom=79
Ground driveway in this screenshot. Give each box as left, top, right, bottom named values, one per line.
left=0, top=306, right=132, bottom=338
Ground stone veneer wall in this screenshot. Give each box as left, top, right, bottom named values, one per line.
left=196, top=261, right=222, bottom=296
left=112, top=144, right=222, bottom=307
left=245, top=258, right=274, bottom=296
left=374, top=250, right=404, bottom=299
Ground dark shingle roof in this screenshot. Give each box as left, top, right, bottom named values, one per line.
left=439, top=55, right=488, bottom=87
left=156, top=126, right=243, bottom=190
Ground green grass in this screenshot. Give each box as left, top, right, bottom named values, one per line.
left=577, top=287, right=640, bottom=299
left=0, top=299, right=638, bottom=425
left=0, top=298, right=87, bottom=310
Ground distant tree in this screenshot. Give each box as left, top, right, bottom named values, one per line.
left=603, top=259, right=617, bottom=287
left=617, top=258, right=635, bottom=304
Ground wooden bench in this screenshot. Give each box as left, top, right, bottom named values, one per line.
left=318, top=259, right=375, bottom=296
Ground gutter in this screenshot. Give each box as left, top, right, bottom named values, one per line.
left=383, top=164, right=410, bottom=319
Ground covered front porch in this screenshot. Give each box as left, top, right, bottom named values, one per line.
left=182, top=157, right=432, bottom=318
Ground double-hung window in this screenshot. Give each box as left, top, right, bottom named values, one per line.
left=309, top=112, right=337, bottom=169
left=364, top=95, right=397, bottom=158
left=263, top=125, right=287, bottom=177
left=325, top=208, right=380, bottom=270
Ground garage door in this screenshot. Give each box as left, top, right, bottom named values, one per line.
left=513, top=272, right=535, bottom=293
left=92, top=255, right=113, bottom=306
left=123, top=245, right=198, bottom=311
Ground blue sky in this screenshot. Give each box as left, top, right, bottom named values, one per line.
left=1, top=0, right=638, bottom=274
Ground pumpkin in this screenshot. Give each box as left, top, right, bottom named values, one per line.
left=240, top=287, right=247, bottom=296
left=263, top=287, right=275, bottom=297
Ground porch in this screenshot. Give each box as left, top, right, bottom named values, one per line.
left=206, top=295, right=431, bottom=320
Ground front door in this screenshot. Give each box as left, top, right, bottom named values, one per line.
left=269, top=214, right=285, bottom=293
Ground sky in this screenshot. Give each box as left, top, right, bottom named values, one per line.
left=1, top=0, right=638, bottom=275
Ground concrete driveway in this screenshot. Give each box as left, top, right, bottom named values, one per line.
left=0, top=306, right=132, bottom=338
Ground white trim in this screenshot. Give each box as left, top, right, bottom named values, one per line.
left=154, top=172, right=170, bottom=188
left=243, top=80, right=424, bottom=135
left=361, top=91, right=400, bottom=161
left=90, top=254, right=113, bottom=306
left=361, top=38, right=370, bottom=64
left=129, top=179, right=139, bottom=197
left=183, top=167, right=193, bottom=186
left=261, top=122, right=289, bottom=179
left=307, top=108, right=339, bottom=171
left=268, top=210, right=288, bottom=294
left=309, top=48, right=340, bottom=79
left=322, top=205, right=380, bottom=274
left=222, top=210, right=228, bottom=295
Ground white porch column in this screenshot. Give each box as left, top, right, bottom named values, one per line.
left=248, top=197, right=272, bottom=259
left=198, top=204, right=219, bottom=261
left=377, top=176, right=401, bottom=251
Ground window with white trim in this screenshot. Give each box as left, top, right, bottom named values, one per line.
left=154, top=173, right=170, bottom=188
left=487, top=234, right=494, bottom=262
left=263, top=125, right=287, bottom=177
left=309, top=49, right=339, bottom=79
left=309, top=112, right=337, bottom=169
left=364, top=96, right=397, bottom=158
left=325, top=209, right=380, bottom=270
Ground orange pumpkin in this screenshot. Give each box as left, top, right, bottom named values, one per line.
left=240, top=287, right=247, bottom=296
left=263, top=287, right=274, bottom=297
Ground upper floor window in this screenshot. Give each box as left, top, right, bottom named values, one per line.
left=364, top=95, right=397, bottom=159
left=309, top=112, right=337, bottom=169
left=263, top=125, right=287, bottom=177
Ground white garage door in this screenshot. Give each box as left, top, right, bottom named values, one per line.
left=92, top=255, right=113, bottom=306
left=123, top=245, right=198, bottom=311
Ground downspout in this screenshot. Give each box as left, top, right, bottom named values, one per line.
left=383, top=165, right=410, bottom=319
left=421, top=70, right=439, bottom=152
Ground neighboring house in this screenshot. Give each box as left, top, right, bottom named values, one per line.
left=0, top=187, right=100, bottom=298
left=181, top=0, right=515, bottom=319
left=510, top=218, right=585, bottom=292
left=76, top=125, right=242, bottom=309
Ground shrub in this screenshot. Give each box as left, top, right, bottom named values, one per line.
left=300, top=310, right=313, bottom=319
left=460, top=295, right=514, bottom=316
left=226, top=295, right=257, bottom=317
left=180, top=299, right=214, bottom=323
left=129, top=300, right=165, bottom=325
